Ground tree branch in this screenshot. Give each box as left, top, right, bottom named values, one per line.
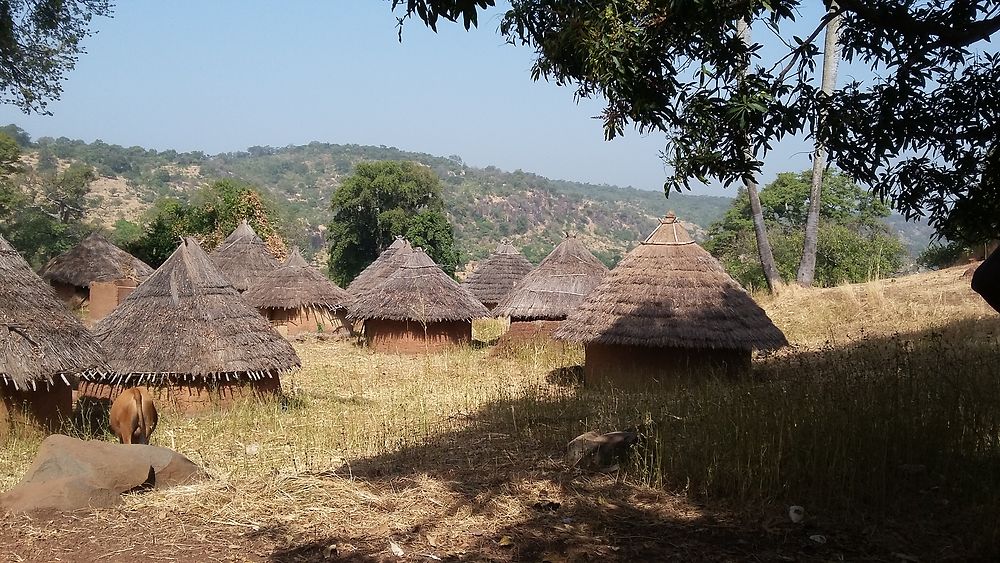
left=837, top=0, right=1000, bottom=47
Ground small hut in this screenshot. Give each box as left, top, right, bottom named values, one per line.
left=554, top=213, right=788, bottom=387
left=80, top=237, right=300, bottom=412
left=349, top=249, right=489, bottom=353
left=40, top=233, right=153, bottom=324
left=1, top=234, right=106, bottom=434
left=461, top=240, right=534, bottom=310
left=209, top=219, right=281, bottom=292
left=492, top=235, right=609, bottom=338
left=346, top=236, right=413, bottom=295
left=243, top=248, right=354, bottom=337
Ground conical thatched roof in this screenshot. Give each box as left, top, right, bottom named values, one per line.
left=349, top=249, right=489, bottom=322
left=40, top=232, right=153, bottom=288
left=209, top=219, right=281, bottom=292
left=555, top=213, right=788, bottom=351
left=492, top=236, right=609, bottom=320
left=1, top=235, right=106, bottom=389
left=346, top=236, right=413, bottom=295
left=91, top=237, right=300, bottom=383
left=462, top=240, right=533, bottom=306
left=243, top=248, right=351, bottom=311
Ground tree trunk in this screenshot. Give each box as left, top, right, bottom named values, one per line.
left=796, top=4, right=843, bottom=286
left=737, top=19, right=782, bottom=293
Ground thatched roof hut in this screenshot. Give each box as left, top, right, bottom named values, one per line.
left=40, top=232, right=152, bottom=289
left=349, top=249, right=488, bottom=353
left=39, top=233, right=154, bottom=323
left=555, top=213, right=788, bottom=386
left=209, top=219, right=281, bottom=292
left=492, top=235, right=608, bottom=337
left=346, top=236, right=412, bottom=295
left=1, top=234, right=106, bottom=432
left=461, top=240, right=533, bottom=310
left=82, top=237, right=300, bottom=411
left=243, top=248, right=353, bottom=337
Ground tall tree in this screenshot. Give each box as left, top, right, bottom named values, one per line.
left=396, top=1, right=1000, bottom=241
left=0, top=1, right=113, bottom=113
left=797, top=3, right=844, bottom=286
left=737, top=18, right=782, bottom=292
left=327, top=160, right=459, bottom=285
left=705, top=170, right=905, bottom=289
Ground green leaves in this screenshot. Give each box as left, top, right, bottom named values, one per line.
left=327, top=160, right=459, bottom=285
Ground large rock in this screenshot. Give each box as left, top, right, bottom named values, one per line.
left=0, top=434, right=206, bottom=513
left=566, top=430, right=639, bottom=471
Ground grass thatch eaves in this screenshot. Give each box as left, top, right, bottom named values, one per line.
left=243, top=248, right=351, bottom=311
left=346, top=237, right=412, bottom=295
left=209, top=219, right=281, bottom=292
left=40, top=232, right=153, bottom=288
left=91, top=237, right=300, bottom=384
left=555, top=214, right=788, bottom=351
left=349, top=249, right=489, bottom=323
left=461, top=240, right=533, bottom=306
left=492, top=236, right=609, bottom=320
left=1, top=235, right=107, bottom=389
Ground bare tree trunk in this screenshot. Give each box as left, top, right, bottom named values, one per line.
left=796, top=4, right=843, bottom=286
left=737, top=18, right=782, bottom=293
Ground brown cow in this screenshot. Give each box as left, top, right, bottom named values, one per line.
left=109, top=387, right=158, bottom=445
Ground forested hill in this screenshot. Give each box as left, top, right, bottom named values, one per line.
left=19, top=133, right=733, bottom=266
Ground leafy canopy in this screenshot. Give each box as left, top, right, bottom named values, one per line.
left=396, top=0, right=1000, bottom=242
left=327, top=160, right=459, bottom=285
left=123, top=178, right=286, bottom=267
left=705, top=170, right=906, bottom=289
left=0, top=0, right=112, bottom=113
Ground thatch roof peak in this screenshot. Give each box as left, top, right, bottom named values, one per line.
left=93, top=237, right=300, bottom=381
left=40, top=232, right=153, bottom=288
left=243, top=247, right=351, bottom=311
left=645, top=213, right=695, bottom=246
left=349, top=248, right=488, bottom=322
left=492, top=236, right=609, bottom=320
left=284, top=247, right=309, bottom=268
left=462, top=240, right=533, bottom=307
left=209, top=220, right=281, bottom=292
left=1, top=234, right=106, bottom=388
left=555, top=214, right=787, bottom=351
left=346, top=237, right=413, bottom=295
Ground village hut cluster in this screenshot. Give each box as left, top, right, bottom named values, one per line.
left=0, top=210, right=787, bottom=433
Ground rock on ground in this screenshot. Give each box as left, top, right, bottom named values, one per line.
left=0, top=434, right=206, bottom=513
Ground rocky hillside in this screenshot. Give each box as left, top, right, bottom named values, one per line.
left=26, top=135, right=733, bottom=266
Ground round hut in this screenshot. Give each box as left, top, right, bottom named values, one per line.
left=39, top=232, right=153, bottom=324
left=1, top=234, right=106, bottom=435
left=349, top=249, right=489, bottom=353
left=80, top=237, right=301, bottom=412
left=243, top=248, right=354, bottom=338
left=492, top=235, right=609, bottom=339
left=461, top=240, right=533, bottom=310
left=209, top=219, right=281, bottom=292
left=554, top=213, right=788, bottom=387
left=346, top=236, right=412, bottom=295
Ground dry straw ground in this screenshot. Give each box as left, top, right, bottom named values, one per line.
left=1, top=264, right=999, bottom=561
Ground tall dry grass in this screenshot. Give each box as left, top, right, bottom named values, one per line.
left=0, top=265, right=997, bottom=555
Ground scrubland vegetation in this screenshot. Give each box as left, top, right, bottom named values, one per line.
left=1, top=265, right=998, bottom=560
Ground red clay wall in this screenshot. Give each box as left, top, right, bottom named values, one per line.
left=78, top=375, right=282, bottom=414
left=0, top=381, right=73, bottom=437
left=499, top=320, right=564, bottom=342
left=584, top=343, right=751, bottom=389
left=364, top=319, right=471, bottom=353
left=265, top=307, right=353, bottom=338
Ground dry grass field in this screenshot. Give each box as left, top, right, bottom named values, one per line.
left=2, top=264, right=999, bottom=561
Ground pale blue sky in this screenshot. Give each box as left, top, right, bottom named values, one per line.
left=0, top=1, right=823, bottom=195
